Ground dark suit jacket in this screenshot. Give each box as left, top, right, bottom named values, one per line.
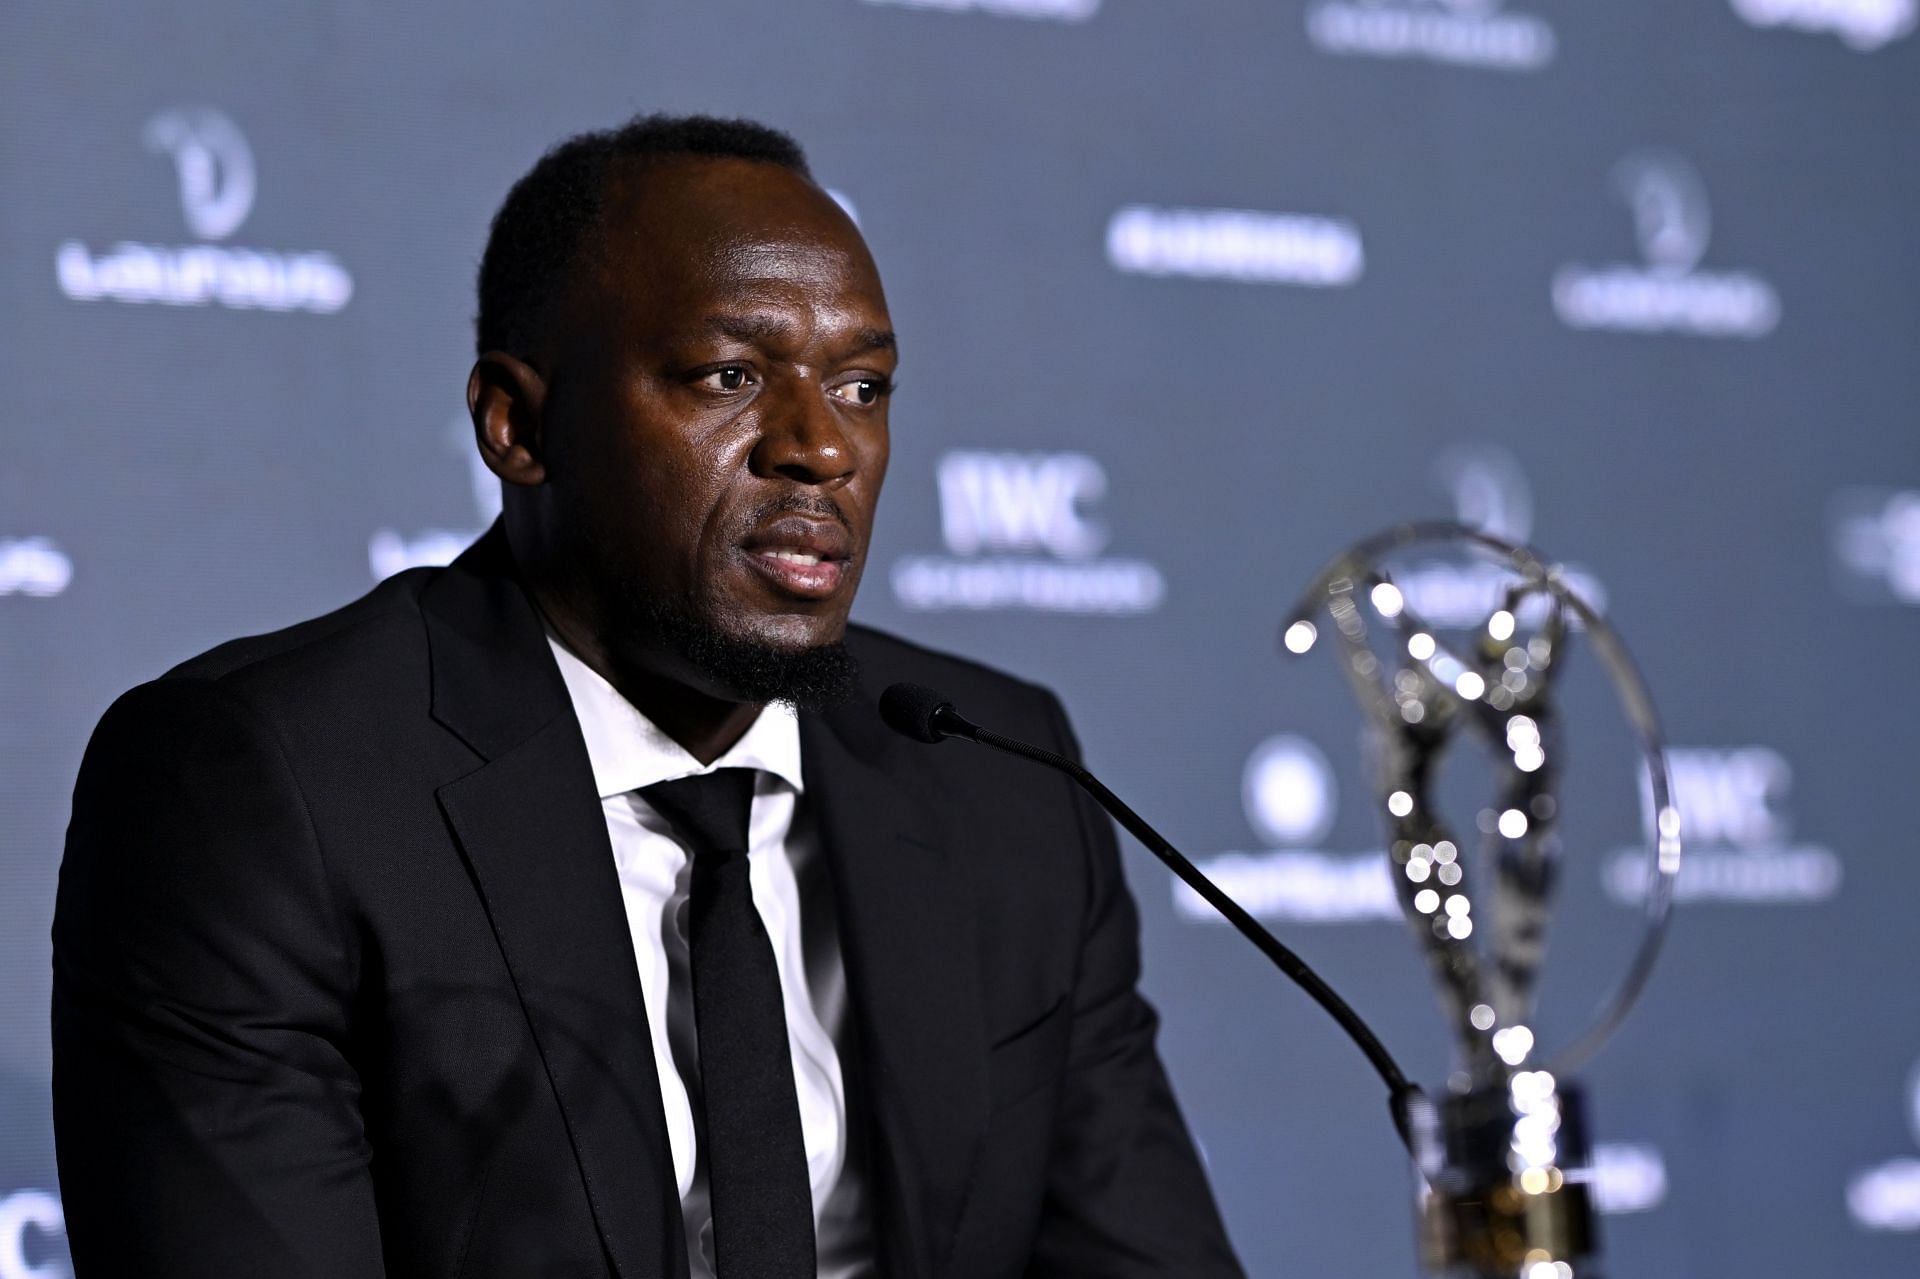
left=52, top=526, right=1241, bottom=1278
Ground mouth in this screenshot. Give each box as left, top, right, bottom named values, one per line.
left=741, top=516, right=855, bottom=602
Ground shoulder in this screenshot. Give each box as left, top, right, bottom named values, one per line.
left=92, top=566, right=442, bottom=758
left=164, top=566, right=436, bottom=690
left=844, top=623, right=1068, bottom=746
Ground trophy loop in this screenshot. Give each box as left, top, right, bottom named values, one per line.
left=1284, top=520, right=1680, bottom=1078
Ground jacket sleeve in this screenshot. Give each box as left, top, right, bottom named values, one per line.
left=1024, top=690, right=1246, bottom=1278
left=52, top=677, right=386, bottom=1278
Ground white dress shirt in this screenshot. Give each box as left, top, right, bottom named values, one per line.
left=547, top=636, right=872, bottom=1278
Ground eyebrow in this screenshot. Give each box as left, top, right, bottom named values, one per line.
left=703, top=314, right=895, bottom=355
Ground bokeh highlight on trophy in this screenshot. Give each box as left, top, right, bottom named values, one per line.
left=1283, top=521, right=1683, bottom=1279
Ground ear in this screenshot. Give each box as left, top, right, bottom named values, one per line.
left=467, top=352, right=549, bottom=486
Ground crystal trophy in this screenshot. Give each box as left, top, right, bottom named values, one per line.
left=1283, top=521, right=1682, bottom=1279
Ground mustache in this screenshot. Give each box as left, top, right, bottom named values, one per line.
left=742, top=493, right=852, bottom=534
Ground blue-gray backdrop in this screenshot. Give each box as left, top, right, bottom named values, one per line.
left=4, top=2, right=1918, bottom=1275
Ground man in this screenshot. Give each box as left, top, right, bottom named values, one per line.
left=53, top=114, right=1243, bottom=1278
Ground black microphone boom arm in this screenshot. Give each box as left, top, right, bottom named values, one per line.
left=877, top=682, right=1422, bottom=1148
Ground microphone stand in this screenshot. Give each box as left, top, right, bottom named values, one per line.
left=901, top=692, right=1426, bottom=1152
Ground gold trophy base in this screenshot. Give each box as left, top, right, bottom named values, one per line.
left=1412, top=1080, right=1599, bottom=1278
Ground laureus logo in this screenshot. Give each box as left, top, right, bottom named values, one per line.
left=1306, top=0, right=1557, bottom=72
left=1730, top=0, right=1916, bottom=50
left=145, top=108, right=256, bottom=241
left=889, top=450, right=1166, bottom=614
left=56, top=107, right=353, bottom=314
left=1392, top=443, right=1606, bottom=630
left=1847, top=1060, right=1920, bottom=1230
left=1553, top=151, right=1781, bottom=340
left=1617, top=151, right=1712, bottom=276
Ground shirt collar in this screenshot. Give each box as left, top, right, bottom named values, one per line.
left=545, top=635, right=805, bottom=800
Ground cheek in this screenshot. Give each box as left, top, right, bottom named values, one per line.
left=585, top=398, right=737, bottom=545
left=862, top=419, right=891, bottom=478
left=854, top=435, right=890, bottom=531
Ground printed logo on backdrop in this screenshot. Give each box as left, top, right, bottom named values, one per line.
left=1178, top=443, right=1603, bottom=926
left=368, top=419, right=501, bottom=579
left=1394, top=443, right=1607, bottom=630
left=1846, top=1060, right=1920, bottom=1230
left=0, top=534, right=72, bottom=599
left=1585, top=1143, right=1669, bottom=1215
left=1107, top=206, right=1364, bottom=288
left=1553, top=150, right=1780, bottom=340
left=0, top=1188, right=63, bottom=1279
left=1829, top=488, right=1920, bottom=605
left=1307, top=0, right=1557, bottom=73
left=890, top=451, right=1165, bottom=614
left=1730, top=0, right=1916, bottom=51
left=1177, top=734, right=1398, bottom=924
left=57, top=107, right=354, bottom=314
left=1604, top=746, right=1840, bottom=905
left=860, top=0, right=1099, bottom=20
left=1178, top=742, right=1680, bottom=1213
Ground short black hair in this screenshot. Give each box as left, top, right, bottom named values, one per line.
left=475, top=113, right=811, bottom=358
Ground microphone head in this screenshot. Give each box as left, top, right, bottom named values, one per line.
left=879, top=682, right=954, bottom=745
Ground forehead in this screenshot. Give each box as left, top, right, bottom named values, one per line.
left=584, top=155, right=886, bottom=322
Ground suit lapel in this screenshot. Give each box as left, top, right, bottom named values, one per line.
left=423, top=527, right=686, bottom=1279
left=801, top=699, right=989, bottom=1279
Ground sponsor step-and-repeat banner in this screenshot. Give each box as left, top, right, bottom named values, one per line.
left=3, top=3, right=1915, bottom=1275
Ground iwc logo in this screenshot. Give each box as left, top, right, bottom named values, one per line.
left=1730, top=0, right=1916, bottom=50
left=1829, top=488, right=1920, bottom=605
left=1604, top=746, right=1841, bottom=906
left=889, top=450, right=1166, bottom=614
left=1847, top=1061, right=1920, bottom=1230
left=1553, top=151, right=1780, bottom=340
left=1307, top=0, right=1557, bottom=73
left=57, top=108, right=353, bottom=314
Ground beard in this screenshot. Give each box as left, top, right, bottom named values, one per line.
left=631, top=592, right=861, bottom=712
left=580, top=503, right=863, bottom=713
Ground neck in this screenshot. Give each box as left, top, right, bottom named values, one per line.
left=530, top=582, right=763, bottom=767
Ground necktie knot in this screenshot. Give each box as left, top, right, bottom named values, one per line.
left=641, top=768, right=758, bottom=859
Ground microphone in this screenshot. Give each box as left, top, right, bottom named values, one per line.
left=878, top=682, right=1422, bottom=1148
left=876, top=682, right=973, bottom=744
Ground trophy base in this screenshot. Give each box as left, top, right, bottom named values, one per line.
left=1412, top=1079, right=1599, bottom=1278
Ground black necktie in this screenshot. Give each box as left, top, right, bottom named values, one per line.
left=640, top=768, right=816, bottom=1278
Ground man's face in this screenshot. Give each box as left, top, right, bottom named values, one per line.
left=534, top=156, right=895, bottom=700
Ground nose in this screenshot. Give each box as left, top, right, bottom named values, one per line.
left=750, top=379, right=858, bottom=488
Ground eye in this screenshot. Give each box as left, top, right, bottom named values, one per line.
left=697, top=366, right=754, bottom=393
left=828, top=377, right=892, bottom=406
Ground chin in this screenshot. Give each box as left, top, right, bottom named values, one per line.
left=658, top=609, right=857, bottom=710
left=728, top=607, right=851, bottom=653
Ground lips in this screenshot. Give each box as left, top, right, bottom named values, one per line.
left=741, top=516, right=854, bottom=601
